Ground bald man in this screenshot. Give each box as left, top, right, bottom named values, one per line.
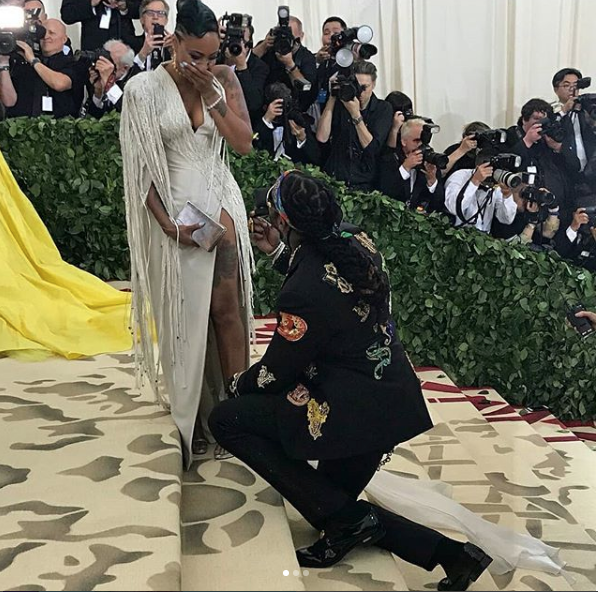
left=0, top=18, right=83, bottom=118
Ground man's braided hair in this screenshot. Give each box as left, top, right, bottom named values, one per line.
left=279, top=171, right=391, bottom=325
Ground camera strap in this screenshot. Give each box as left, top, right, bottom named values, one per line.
left=455, top=174, right=492, bottom=226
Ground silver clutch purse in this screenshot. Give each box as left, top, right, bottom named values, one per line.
left=175, top=201, right=227, bottom=252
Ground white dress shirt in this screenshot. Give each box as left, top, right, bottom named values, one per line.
left=398, top=165, right=438, bottom=194
left=445, top=169, right=517, bottom=233
left=262, top=118, right=306, bottom=161
left=560, top=108, right=588, bottom=171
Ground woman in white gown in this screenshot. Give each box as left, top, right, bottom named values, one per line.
left=120, top=0, right=253, bottom=468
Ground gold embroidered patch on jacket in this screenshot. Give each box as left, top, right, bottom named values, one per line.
left=322, top=262, right=353, bottom=293
left=277, top=312, right=308, bottom=342
left=307, top=399, right=330, bottom=440
left=354, top=232, right=377, bottom=254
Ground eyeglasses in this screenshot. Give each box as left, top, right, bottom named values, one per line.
left=142, top=9, right=167, bottom=17
left=558, top=82, right=576, bottom=89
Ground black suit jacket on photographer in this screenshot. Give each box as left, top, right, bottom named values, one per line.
left=313, top=59, right=339, bottom=114
left=260, top=45, right=318, bottom=112
left=84, top=66, right=136, bottom=118
left=6, top=53, right=81, bottom=119
left=253, top=116, right=321, bottom=165
left=558, top=109, right=596, bottom=180
left=553, top=225, right=596, bottom=273
left=378, top=146, right=446, bottom=213
left=323, top=94, right=393, bottom=191
left=61, top=0, right=136, bottom=51
left=235, top=53, right=270, bottom=129
left=510, top=129, right=579, bottom=213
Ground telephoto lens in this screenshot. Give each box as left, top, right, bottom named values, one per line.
left=493, top=169, right=522, bottom=189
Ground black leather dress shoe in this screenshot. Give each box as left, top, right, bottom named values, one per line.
left=437, top=543, right=492, bottom=591
left=296, top=502, right=386, bottom=568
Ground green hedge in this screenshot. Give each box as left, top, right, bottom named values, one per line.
left=1, top=115, right=595, bottom=419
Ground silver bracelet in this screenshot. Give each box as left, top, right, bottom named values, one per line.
left=267, top=242, right=285, bottom=260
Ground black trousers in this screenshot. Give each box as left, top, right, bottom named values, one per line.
left=209, top=394, right=444, bottom=570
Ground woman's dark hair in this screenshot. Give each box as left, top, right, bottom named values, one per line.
left=280, top=171, right=391, bottom=324
left=175, top=0, right=218, bottom=38
left=385, top=91, right=413, bottom=114
left=463, top=120, right=490, bottom=137
left=517, top=98, right=552, bottom=127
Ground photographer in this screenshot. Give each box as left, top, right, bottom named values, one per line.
left=253, top=82, right=320, bottom=165
left=445, top=152, right=517, bottom=233
left=508, top=98, right=580, bottom=219
left=220, top=17, right=269, bottom=128
left=123, top=0, right=173, bottom=73
left=313, top=16, right=347, bottom=116
left=491, top=182, right=560, bottom=246
left=443, top=121, right=491, bottom=179
left=84, top=38, right=133, bottom=118
left=552, top=68, right=595, bottom=179
left=384, top=90, right=412, bottom=149
left=378, top=118, right=445, bottom=213
left=253, top=12, right=317, bottom=113
left=316, top=61, right=392, bottom=191
left=553, top=204, right=596, bottom=273
left=0, top=18, right=82, bottom=118
left=61, top=0, right=136, bottom=52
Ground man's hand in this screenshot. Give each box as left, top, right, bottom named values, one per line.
left=472, top=162, right=493, bottom=186
left=391, top=111, right=405, bottom=132
left=264, top=98, right=283, bottom=124
left=289, top=119, right=306, bottom=143
left=316, top=45, right=330, bottom=64
left=498, top=182, right=512, bottom=197
left=139, top=33, right=164, bottom=61
left=16, top=41, right=35, bottom=64
left=575, top=310, right=596, bottom=331
left=403, top=150, right=423, bottom=172
left=89, top=67, right=104, bottom=97
left=458, top=134, right=477, bottom=154
left=276, top=51, right=295, bottom=69
left=571, top=208, right=590, bottom=232
left=91, top=0, right=102, bottom=7
left=525, top=200, right=540, bottom=213
left=253, top=33, right=275, bottom=58
left=423, top=162, right=437, bottom=185
left=562, top=96, right=577, bottom=113
left=248, top=216, right=281, bottom=255
left=163, top=32, right=175, bottom=50
left=95, top=56, right=115, bottom=87
left=341, top=96, right=361, bottom=119
left=524, top=123, right=543, bottom=147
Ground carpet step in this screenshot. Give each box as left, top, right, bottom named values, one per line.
left=0, top=354, right=182, bottom=591
left=181, top=452, right=305, bottom=591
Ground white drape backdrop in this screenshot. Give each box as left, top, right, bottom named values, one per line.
left=45, top=0, right=596, bottom=148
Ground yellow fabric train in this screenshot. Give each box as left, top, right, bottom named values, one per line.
left=0, top=150, right=131, bottom=359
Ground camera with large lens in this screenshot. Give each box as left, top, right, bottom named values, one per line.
left=266, top=82, right=313, bottom=130
left=330, top=67, right=365, bottom=102
left=270, top=5, right=295, bottom=56
left=576, top=93, right=596, bottom=120
left=520, top=186, right=557, bottom=208
left=74, top=47, right=114, bottom=68
left=0, top=6, right=46, bottom=56
left=329, top=25, right=377, bottom=68
left=221, top=12, right=251, bottom=57
left=492, top=169, right=522, bottom=189
left=538, top=112, right=565, bottom=142
left=418, top=122, right=449, bottom=169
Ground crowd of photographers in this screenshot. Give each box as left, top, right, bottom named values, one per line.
left=0, top=1, right=595, bottom=272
